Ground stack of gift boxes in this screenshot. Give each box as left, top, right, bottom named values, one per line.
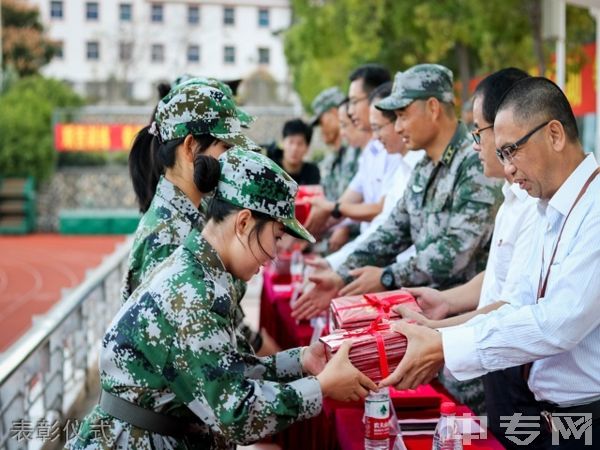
left=320, top=290, right=422, bottom=383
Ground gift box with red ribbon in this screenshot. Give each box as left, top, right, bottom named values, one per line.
left=320, top=318, right=407, bottom=383
left=330, top=290, right=421, bottom=331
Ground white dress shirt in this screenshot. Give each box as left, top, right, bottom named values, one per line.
left=327, top=150, right=424, bottom=270
left=478, top=182, right=538, bottom=308
left=347, top=139, right=403, bottom=232
left=442, top=153, right=600, bottom=406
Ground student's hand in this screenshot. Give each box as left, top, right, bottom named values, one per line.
left=379, top=321, right=444, bottom=390
left=305, top=198, right=335, bottom=234
left=339, top=266, right=384, bottom=296
left=317, top=342, right=377, bottom=402
left=328, top=226, right=351, bottom=252
left=393, top=304, right=436, bottom=328
left=304, top=256, right=331, bottom=271
left=291, top=271, right=344, bottom=320
left=301, top=341, right=327, bottom=375
left=403, top=287, right=450, bottom=320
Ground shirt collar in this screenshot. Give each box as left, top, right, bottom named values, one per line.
left=155, top=176, right=202, bottom=225
left=366, top=138, right=385, bottom=155
left=548, top=153, right=598, bottom=217
left=439, top=121, right=468, bottom=166
left=184, top=229, right=234, bottom=283
left=504, top=181, right=530, bottom=202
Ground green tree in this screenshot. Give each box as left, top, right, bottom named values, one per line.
left=0, top=76, right=83, bottom=181
left=1, top=0, right=59, bottom=77
left=284, top=0, right=595, bottom=109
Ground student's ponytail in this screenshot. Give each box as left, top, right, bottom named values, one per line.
left=128, top=125, right=161, bottom=212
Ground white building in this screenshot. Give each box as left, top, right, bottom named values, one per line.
left=28, top=0, right=293, bottom=103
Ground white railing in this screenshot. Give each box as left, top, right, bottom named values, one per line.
left=0, top=238, right=132, bottom=450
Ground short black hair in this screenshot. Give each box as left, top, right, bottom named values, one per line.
left=474, top=67, right=530, bottom=124
left=282, top=119, right=313, bottom=145
left=368, top=82, right=395, bottom=122
left=496, top=76, right=579, bottom=142
left=349, top=64, right=391, bottom=95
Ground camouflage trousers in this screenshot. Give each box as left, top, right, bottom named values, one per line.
left=438, top=366, right=486, bottom=415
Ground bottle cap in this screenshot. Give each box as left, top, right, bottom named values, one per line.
left=440, top=401, right=456, bottom=415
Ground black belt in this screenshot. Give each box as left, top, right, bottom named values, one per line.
left=537, top=398, right=600, bottom=433
left=99, top=390, right=200, bottom=438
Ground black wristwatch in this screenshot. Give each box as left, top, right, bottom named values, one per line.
left=380, top=267, right=397, bottom=290
left=331, top=202, right=343, bottom=219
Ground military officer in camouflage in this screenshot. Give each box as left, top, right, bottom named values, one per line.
left=124, top=82, right=269, bottom=354
left=292, top=64, right=502, bottom=412
left=67, top=148, right=375, bottom=449
left=311, top=87, right=361, bottom=201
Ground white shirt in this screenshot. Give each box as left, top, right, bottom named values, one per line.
left=442, top=153, right=600, bottom=406
left=348, top=139, right=403, bottom=231
left=327, top=150, right=424, bottom=270
left=478, top=182, right=537, bottom=308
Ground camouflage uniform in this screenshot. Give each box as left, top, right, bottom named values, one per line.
left=68, top=149, right=318, bottom=450
left=338, top=64, right=504, bottom=413
left=123, top=84, right=260, bottom=349
left=319, top=145, right=361, bottom=201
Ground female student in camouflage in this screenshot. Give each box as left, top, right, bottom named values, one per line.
left=124, top=81, right=267, bottom=353
left=67, top=148, right=375, bottom=449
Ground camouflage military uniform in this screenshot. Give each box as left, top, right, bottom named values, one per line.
left=338, top=64, right=504, bottom=413
left=319, top=145, right=361, bottom=201
left=68, top=149, right=318, bottom=449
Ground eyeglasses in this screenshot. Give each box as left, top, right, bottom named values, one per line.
left=471, top=124, right=494, bottom=145
left=495, top=120, right=550, bottom=165
left=370, top=121, right=393, bottom=134
left=348, top=96, right=369, bottom=107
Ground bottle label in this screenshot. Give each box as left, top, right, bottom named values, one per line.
left=365, top=399, right=390, bottom=440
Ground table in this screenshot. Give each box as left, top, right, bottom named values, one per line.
left=259, top=267, right=505, bottom=450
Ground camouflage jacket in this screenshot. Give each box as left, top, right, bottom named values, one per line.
left=337, top=123, right=503, bottom=289
left=319, top=145, right=361, bottom=201
left=121, top=176, right=257, bottom=350
left=68, top=230, right=322, bottom=450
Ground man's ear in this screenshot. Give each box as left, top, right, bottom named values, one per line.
left=426, top=97, right=441, bottom=121
left=548, top=119, right=567, bottom=153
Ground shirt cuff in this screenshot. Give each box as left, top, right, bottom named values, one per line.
left=275, top=348, right=303, bottom=379
left=440, top=325, right=486, bottom=381
left=288, top=376, right=323, bottom=420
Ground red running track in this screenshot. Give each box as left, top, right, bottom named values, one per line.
left=0, top=234, right=126, bottom=352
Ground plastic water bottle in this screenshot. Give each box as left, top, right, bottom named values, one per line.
left=365, top=388, right=391, bottom=450
left=290, top=247, right=304, bottom=285
left=432, top=402, right=463, bottom=450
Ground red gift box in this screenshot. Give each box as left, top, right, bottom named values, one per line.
left=330, top=290, right=420, bottom=330
left=295, top=185, right=324, bottom=225
left=320, top=319, right=407, bottom=383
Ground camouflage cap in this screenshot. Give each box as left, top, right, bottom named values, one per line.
left=215, top=147, right=315, bottom=243
left=376, top=64, right=454, bottom=111
left=310, top=87, right=347, bottom=126
left=171, top=76, right=255, bottom=127
left=154, top=84, right=259, bottom=149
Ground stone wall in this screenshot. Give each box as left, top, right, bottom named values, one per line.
left=37, top=166, right=137, bottom=232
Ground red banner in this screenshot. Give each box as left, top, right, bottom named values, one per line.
left=54, top=123, right=144, bottom=152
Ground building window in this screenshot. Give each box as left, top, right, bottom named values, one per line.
left=258, top=47, right=270, bottom=64
left=187, top=45, right=200, bottom=63
left=86, top=41, right=100, bottom=60
left=55, top=41, right=64, bottom=59
left=86, top=2, right=99, bottom=21
left=119, top=42, right=133, bottom=62
left=151, top=3, right=163, bottom=23
left=224, top=46, right=235, bottom=64
left=258, top=8, right=269, bottom=27
left=188, top=5, right=200, bottom=25
left=119, top=3, right=132, bottom=22
left=50, top=1, right=63, bottom=19
left=151, top=44, right=164, bottom=63
left=223, top=7, right=235, bottom=25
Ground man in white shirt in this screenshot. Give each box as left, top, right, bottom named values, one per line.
left=305, top=64, right=402, bottom=236
left=383, top=76, right=600, bottom=449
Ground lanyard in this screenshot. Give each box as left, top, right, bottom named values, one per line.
left=536, top=167, right=600, bottom=300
